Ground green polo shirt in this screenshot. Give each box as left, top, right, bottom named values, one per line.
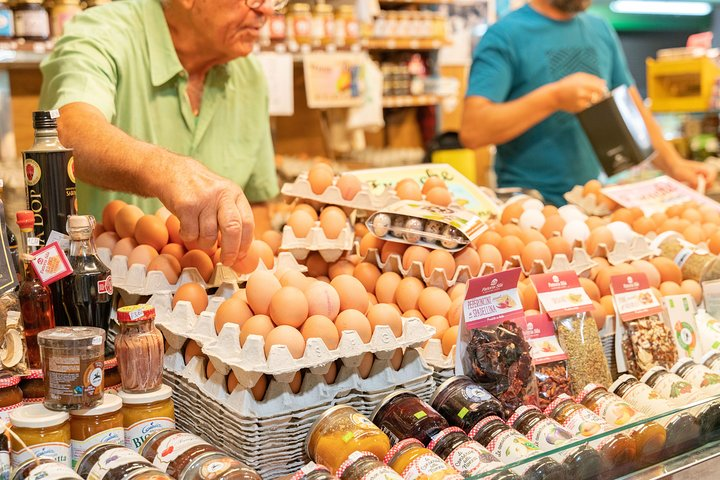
left=39, top=0, right=279, bottom=219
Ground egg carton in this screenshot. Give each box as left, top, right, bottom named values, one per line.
left=564, top=186, right=613, bottom=216
left=281, top=172, right=400, bottom=212
left=281, top=221, right=355, bottom=262
left=420, top=339, right=457, bottom=370
left=501, top=247, right=597, bottom=278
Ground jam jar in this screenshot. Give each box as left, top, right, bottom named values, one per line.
left=383, top=439, right=462, bottom=480
left=0, top=374, right=23, bottom=426
left=509, top=405, right=602, bottom=480
left=139, top=429, right=221, bottom=478
left=427, top=427, right=518, bottom=479
left=75, top=443, right=158, bottom=480
left=306, top=405, right=390, bottom=473
left=9, top=404, right=71, bottom=467
left=430, top=376, right=505, bottom=430
left=176, top=452, right=261, bottom=480
left=118, top=385, right=175, bottom=451
left=288, top=3, right=312, bottom=46
left=469, top=416, right=566, bottom=480
left=69, top=393, right=124, bottom=467
left=11, top=458, right=81, bottom=480
left=672, top=358, right=720, bottom=394
left=545, top=394, right=636, bottom=477
left=19, top=370, right=44, bottom=404
left=703, top=350, right=720, bottom=371
left=291, top=463, right=337, bottom=480
left=370, top=390, right=449, bottom=445
left=335, top=452, right=400, bottom=480
left=49, top=0, right=81, bottom=38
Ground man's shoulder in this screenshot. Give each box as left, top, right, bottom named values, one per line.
left=227, top=55, right=267, bottom=85
left=64, top=0, right=146, bottom=38
left=576, top=11, right=614, bottom=35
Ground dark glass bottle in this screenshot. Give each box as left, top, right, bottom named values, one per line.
left=61, top=215, right=113, bottom=355
left=15, top=210, right=54, bottom=369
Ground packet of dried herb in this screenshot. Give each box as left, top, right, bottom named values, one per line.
left=525, top=312, right=572, bottom=410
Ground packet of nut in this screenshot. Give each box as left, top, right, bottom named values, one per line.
left=530, top=271, right=612, bottom=392
left=611, top=272, right=678, bottom=378
left=366, top=200, right=486, bottom=252
left=525, top=312, right=572, bottom=410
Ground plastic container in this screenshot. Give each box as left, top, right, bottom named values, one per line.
left=0, top=374, right=23, bottom=426
left=336, top=452, right=401, bottom=480
left=429, top=376, right=504, bottom=431
left=139, top=429, right=220, bottom=478
left=69, top=393, right=124, bottom=467
left=75, top=443, right=156, bottom=480
left=37, top=327, right=106, bottom=411
left=11, top=458, right=81, bottom=480
left=383, top=439, right=462, bottom=480
left=370, top=390, right=448, bottom=445
left=115, top=305, right=163, bottom=393
left=9, top=404, right=71, bottom=467
left=117, top=386, right=175, bottom=451
left=427, top=427, right=513, bottom=478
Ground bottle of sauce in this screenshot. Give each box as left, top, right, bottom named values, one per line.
left=370, top=390, right=449, bottom=445
left=0, top=0, right=13, bottom=39
left=12, top=0, right=49, bottom=41
left=15, top=210, right=54, bottom=370
left=50, top=0, right=81, bottom=38
left=383, top=439, right=463, bottom=480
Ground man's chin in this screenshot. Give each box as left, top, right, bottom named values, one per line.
left=551, top=0, right=591, bottom=13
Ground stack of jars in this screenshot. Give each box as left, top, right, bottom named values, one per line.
left=261, top=3, right=359, bottom=49
left=371, top=10, right=446, bottom=41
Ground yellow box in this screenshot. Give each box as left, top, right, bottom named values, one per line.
left=647, top=56, right=720, bottom=113
left=431, top=149, right=477, bottom=184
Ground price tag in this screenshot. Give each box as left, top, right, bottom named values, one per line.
left=30, top=242, right=73, bottom=286
left=47, top=230, right=70, bottom=252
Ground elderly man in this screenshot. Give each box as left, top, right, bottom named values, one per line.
left=39, top=0, right=280, bottom=265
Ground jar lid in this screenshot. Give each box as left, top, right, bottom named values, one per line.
left=640, top=366, right=669, bottom=385
left=369, top=389, right=413, bottom=422
left=507, top=405, right=541, bottom=428
left=305, top=404, right=357, bottom=459
left=24, top=369, right=44, bottom=380
left=429, top=375, right=464, bottom=407
left=467, top=415, right=503, bottom=440
left=38, top=327, right=106, bottom=349
left=575, top=383, right=605, bottom=404
left=542, top=393, right=573, bottom=417
left=427, top=426, right=465, bottom=451
left=383, top=438, right=423, bottom=465
left=609, top=374, right=639, bottom=397
left=10, top=404, right=69, bottom=428
left=701, top=349, right=720, bottom=365
left=670, top=358, right=696, bottom=375
left=291, top=3, right=310, bottom=12
left=336, top=452, right=377, bottom=478
left=0, top=375, right=20, bottom=389
left=118, top=385, right=172, bottom=404
left=71, top=393, right=122, bottom=417
left=314, top=4, right=332, bottom=13
left=117, top=304, right=156, bottom=324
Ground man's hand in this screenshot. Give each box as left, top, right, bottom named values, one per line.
left=161, top=158, right=254, bottom=267
left=551, top=73, right=608, bottom=113
left=668, top=157, right=718, bottom=190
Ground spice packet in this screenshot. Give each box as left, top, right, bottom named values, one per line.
left=695, top=309, right=720, bottom=354
left=525, top=313, right=571, bottom=410
left=530, top=271, right=612, bottom=392
left=366, top=200, right=486, bottom=251
left=663, top=295, right=702, bottom=362
left=456, top=268, right=538, bottom=417
left=611, top=273, right=678, bottom=378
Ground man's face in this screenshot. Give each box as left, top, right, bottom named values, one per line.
left=550, top=0, right=591, bottom=13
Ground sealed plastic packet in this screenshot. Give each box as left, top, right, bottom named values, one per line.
left=694, top=308, right=720, bottom=354
left=662, top=295, right=702, bottom=362
left=525, top=313, right=572, bottom=410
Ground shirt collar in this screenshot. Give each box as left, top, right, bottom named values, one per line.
left=144, top=0, right=185, bottom=87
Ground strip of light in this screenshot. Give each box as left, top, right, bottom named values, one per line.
left=609, top=0, right=713, bottom=16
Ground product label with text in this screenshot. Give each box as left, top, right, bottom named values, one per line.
left=125, top=418, right=175, bottom=451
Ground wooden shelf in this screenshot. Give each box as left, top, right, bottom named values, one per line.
left=364, top=38, right=448, bottom=51
left=382, top=95, right=440, bottom=108
left=0, top=40, right=53, bottom=69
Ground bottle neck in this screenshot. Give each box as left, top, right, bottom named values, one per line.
left=19, top=229, right=37, bottom=280
left=30, top=128, right=67, bottom=151
left=69, top=236, right=96, bottom=257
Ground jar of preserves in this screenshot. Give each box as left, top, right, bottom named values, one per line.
left=469, top=416, right=565, bottom=480
left=544, top=394, right=636, bottom=477
left=306, top=405, right=390, bottom=473
left=383, top=439, right=462, bottom=480
left=0, top=1, right=13, bottom=39
left=335, top=5, right=358, bottom=46
left=336, top=452, right=401, bottom=480
left=118, top=385, right=175, bottom=451
left=179, top=452, right=261, bottom=480
left=509, top=405, right=602, bottom=480
left=139, top=429, right=220, bottom=478
left=9, top=404, right=71, bottom=467
left=20, top=370, right=44, bottom=405
left=11, top=458, right=81, bottom=480
left=370, top=390, right=449, bottom=445
left=291, top=463, right=337, bottom=480
left=75, top=443, right=155, bottom=480
left=115, top=305, right=163, bottom=393
left=0, top=374, right=23, bottom=426
left=70, top=393, right=124, bottom=467
left=49, top=0, right=81, bottom=38
left=288, top=3, right=312, bottom=46
left=268, top=11, right=286, bottom=42
left=703, top=350, right=720, bottom=371
left=12, top=0, right=49, bottom=41
left=312, top=4, right=334, bottom=48
left=672, top=358, right=720, bottom=394
left=104, top=358, right=122, bottom=393
left=427, top=427, right=514, bottom=479
left=430, top=376, right=504, bottom=431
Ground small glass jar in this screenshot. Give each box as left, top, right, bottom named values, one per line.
left=0, top=374, right=23, bottom=426
left=115, top=305, right=164, bottom=393
left=312, top=4, right=334, bottom=48
left=427, top=427, right=512, bottom=478
left=703, top=350, right=720, bottom=371
left=104, top=357, right=122, bottom=393
left=336, top=452, right=401, bottom=480
left=0, top=0, right=13, bottom=39
left=292, top=463, right=337, bottom=480
left=9, top=404, right=71, bottom=467
left=50, top=0, right=81, bottom=38
left=12, top=0, right=49, bottom=41
left=673, top=358, right=720, bottom=393
left=118, top=385, right=175, bottom=451
left=11, top=458, right=81, bottom=480
left=180, top=453, right=262, bottom=480
left=383, top=439, right=462, bottom=480
left=268, top=10, right=286, bottom=42
left=288, top=3, right=312, bottom=45
left=70, top=393, right=124, bottom=467
left=430, top=376, right=504, bottom=431
left=139, top=429, right=220, bottom=478
left=75, top=443, right=155, bottom=480
left=370, top=390, right=449, bottom=445
left=19, top=370, right=44, bottom=404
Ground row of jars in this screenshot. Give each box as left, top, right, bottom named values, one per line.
left=261, top=3, right=360, bottom=48
left=372, top=11, right=447, bottom=41
left=0, top=0, right=109, bottom=41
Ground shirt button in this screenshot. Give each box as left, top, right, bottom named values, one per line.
left=179, top=71, right=187, bottom=78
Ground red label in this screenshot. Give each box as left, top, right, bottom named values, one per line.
left=525, top=313, right=568, bottom=364
left=98, top=277, right=113, bottom=296
left=531, top=271, right=593, bottom=317
left=30, top=242, right=73, bottom=286
left=464, top=268, right=524, bottom=328
left=610, top=273, right=664, bottom=321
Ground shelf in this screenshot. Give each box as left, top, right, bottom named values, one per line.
left=379, top=0, right=455, bottom=4
left=0, top=40, right=53, bottom=69
left=382, top=94, right=440, bottom=108
left=364, top=38, right=448, bottom=51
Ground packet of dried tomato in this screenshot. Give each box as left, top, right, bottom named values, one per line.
left=525, top=313, right=571, bottom=410
left=456, top=268, right=538, bottom=418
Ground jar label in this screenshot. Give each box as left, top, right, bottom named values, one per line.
left=679, top=364, right=720, bottom=390
left=12, top=442, right=71, bottom=468
left=0, top=451, right=9, bottom=480
left=0, top=11, right=13, bottom=37
left=620, top=383, right=670, bottom=417
left=125, top=417, right=175, bottom=451
left=400, top=453, right=458, bottom=480
left=14, top=10, right=49, bottom=38
left=649, top=373, right=694, bottom=399
left=360, top=465, right=403, bottom=480
left=446, top=441, right=505, bottom=475
left=71, top=427, right=124, bottom=467
left=294, top=19, right=311, bottom=37
left=0, top=401, right=23, bottom=426
left=525, top=418, right=574, bottom=450
left=485, top=429, right=541, bottom=475
left=560, top=408, right=606, bottom=439
left=199, top=458, right=237, bottom=479
left=152, top=433, right=209, bottom=472
left=45, top=354, right=104, bottom=407
left=346, top=20, right=359, bottom=39
left=26, top=461, right=81, bottom=480
left=707, top=355, right=720, bottom=372
left=87, top=447, right=151, bottom=480
left=590, top=395, right=645, bottom=427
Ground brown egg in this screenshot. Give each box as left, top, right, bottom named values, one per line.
left=586, top=227, right=615, bottom=256
left=395, top=179, right=423, bottom=200
left=324, top=361, right=339, bottom=384
left=402, top=309, right=425, bottom=321
left=474, top=230, right=502, bottom=248
left=424, top=250, right=456, bottom=279
left=682, top=208, right=702, bottom=223
left=102, top=200, right=127, bottom=233
left=251, top=375, right=268, bottom=401
left=128, top=245, right=159, bottom=268
left=368, top=292, right=378, bottom=306
left=114, top=205, right=144, bottom=239
left=519, top=229, right=546, bottom=246
left=579, top=277, right=601, bottom=302
left=214, top=297, right=254, bottom=334
left=304, top=281, right=340, bottom=320
left=269, top=287, right=308, bottom=328
left=375, top=272, right=402, bottom=304
left=289, top=371, right=303, bottom=393
left=498, top=235, right=524, bottom=262
left=541, top=215, right=566, bottom=239
left=183, top=340, right=203, bottom=365
left=650, top=257, right=683, bottom=284
left=660, top=281, right=682, bottom=297
left=591, top=301, right=606, bottom=330
left=519, top=282, right=539, bottom=311
left=710, top=232, right=720, bottom=255
left=232, top=240, right=274, bottom=275
left=395, top=277, right=425, bottom=312
left=355, top=223, right=369, bottom=239
left=161, top=243, right=187, bottom=262
left=501, top=202, right=524, bottom=225
left=227, top=371, right=239, bottom=393
left=320, top=207, right=347, bottom=240
left=353, top=263, right=381, bottom=294
left=148, top=254, right=182, bottom=284
left=391, top=349, right=403, bottom=371
left=630, top=260, right=661, bottom=288
left=331, top=275, right=369, bottom=312
left=425, top=315, right=449, bottom=340
left=681, top=280, right=702, bottom=305
left=546, top=236, right=572, bottom=261
left=184, top=238, right=219, bottom=258
left=683, top=225, right=705, bottom=245
left=96, top=232, right=120, bottom=252
left=94, top=223, right=106, bottom=239
left=422, top=177, right=448, bottom=194
left=308, top=165, right=334, bottom=195
left=173, top=283, right=209, bottom=315
left=367, top=304, right=403, bottom=338
left=426, top=187, right=452, bottom=207
left=585, top=216, right=606, bottom=232
left=600, top=295, right=615, bottom=318
left=232, top=289, right=248, bottom=303
left=583, top=179, right=602, bottom=197
left=328, top=260, right=355, bottom=280
left=703, top=223, right=719, bottom=237
left=337, top=174, right=362, bottom=201
left=418, top=287, right=452, bottom=318
left=260, top=230, right=282, bottom=256
left=279, top=269, right=309, bottom=289
left=454, top=248, right=481, bottom=277
left=359, top=233, right=384, bottom=257
left=335, top=309, right=372, bottom=343
left=632, top=217, right=656, bottom=236
left=134, top=215, right=169, bottom=251
left=301, top=315, right=340, bottom=350
left=402, top=246, right=430, bottom=271
left=287, top=210, right=316, bottom=238
left=240, top=315, right=274, bottom=346
left=650, top=212, right=668, bottom=226
left=442, top=326, right=459, bottom=355
left=447, top=297, right=463, bottom=327
left=611, top=208, right=634, bottom=225
left=499, top=224, right=523, bottom=238
left=520, top=241, right=551, bottom=272
left=381, top=241, right=408, bottom=263
left=165, top=215, right=182, bottom=245
left=294, top=203, right=319, bottom=220
left=358, top=353, right=374, bottom=379
left=181, top=250, right=214, bottom=283
left=346, top=254, right=362, bottom=266
left=477, top=244, right=503, bottom=273
left=265, top=326, right=306, bottom=359
left=247, top=271, right=282, bottom=315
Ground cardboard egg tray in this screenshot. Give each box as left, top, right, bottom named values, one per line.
left=281, top=173, right=400, bottom=212
left=150, top=291, right=435, bottom=387
left=564, top=186, right=613, bottom=216
left=420, top=340, right=457, bottom=371
left=281, top=221, right=355, bottom=262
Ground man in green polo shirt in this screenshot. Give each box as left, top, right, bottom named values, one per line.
left=38, top=0, right=279, bottom=266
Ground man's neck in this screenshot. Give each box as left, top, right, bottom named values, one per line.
left=163, top=6, right=222, bottom=79
left=529, top=0, right=577, bottom=21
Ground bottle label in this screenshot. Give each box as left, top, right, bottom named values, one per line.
left=14, top=10, right=49, bottom=38
left=152, top=433, right=209, bottom=472
left=650, top=373, right=694, bottom=399
left=446, top=441, right=505, bottom=475
left=400, top=453, right=458, bottom=480
left=125, top=418, right=175, bottom=451
left=361, top=466, right=403, bottom=480
left=560, top=408, right=606, bottom=438
left=87, top=447, right=151, bottom=480
left=0, top=11, right=13, bottom=38
left=12, top=442, right=71, bottom=468
left=0, top=451, right=9, bottom=480
left=98, top=276, right=113, bottom=296
left=293, top=18, right=311, bottom=37
left=71, top=427, right=124, bottom=467
left=620, top=383, right=670, bottom=417
left=589, top=395, right=646, bottom=427
left=679, top=364, right=720, bottom=390
left=0, top=401, right=23, bottom=426
left=26, top=462, right=81, bottom=480
left=525, top=417, right=575, bottom=450
left=485, top=429, right=541, bottom=474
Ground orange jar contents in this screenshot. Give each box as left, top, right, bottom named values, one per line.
left=0, top=374, right=23, bottom=426
left=384, top=439, right=463, bottom=480
left=70, top=393, right=124, bottom=467
left=9, top=404, right=71, bottom=467
left=288, top=3, right=312, bottom=45
left=118, top=385, right=175, bottom=451
left=336, top=452, right=401, bottom=480
left=305, top=405, right=391, bottom=473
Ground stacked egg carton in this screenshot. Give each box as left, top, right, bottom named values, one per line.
left=564, top=186, right=613, bottom=216
left=280, top=221, right=355, bottom=263
left=281, top=172, right=400, bottom=212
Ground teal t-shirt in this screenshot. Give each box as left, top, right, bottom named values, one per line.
left=467, top=5, right=634, bottom=205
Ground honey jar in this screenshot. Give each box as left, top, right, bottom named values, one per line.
left=312, top=3, right=334, bottom=47
left=9, top=404, right=71, bottom=467
left=0, top=374, right=23, bottom=426
left=70, top=393, right=124, bottom=467
left=383, top=439, right=462, bottom=480
left=49, top=0, right=81, bottom=38
left=370, top=390, right=448, bottom=445
left=118, top=385, right=175, bottom=451
left=288, top=3, right=312, bottom=45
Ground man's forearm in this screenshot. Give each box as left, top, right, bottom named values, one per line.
left=628, top=86, right=681, bottom=172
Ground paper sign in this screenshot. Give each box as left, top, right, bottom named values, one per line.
left=463, top=268, right=524, bottom=328
left=602, top=176, right=720, bottom=215
left=663, top=294, right=701, bottom=362
left=47, top=230, right=70, bottom=253
left=30, top=242, right=72, bottom=286
left=530, top=271, right=594, bottom=318
left=303, top=52, right=365, bottom=109
left=256, top=52, right=294, bottom=117
left=610, top=273, right=664, bottom=322
left=525, top=313, right=568, bottom=365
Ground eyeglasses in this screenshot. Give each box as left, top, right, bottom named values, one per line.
left=245, top=0, right=289, bottom=11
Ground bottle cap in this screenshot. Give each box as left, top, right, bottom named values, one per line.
left=117, top=304, right=156, bottom=323
left=32, top=110, right=59, bottom=130
left=16, top=211, right=34, bottom=230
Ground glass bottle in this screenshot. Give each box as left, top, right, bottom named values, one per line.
left=60, top=215, right=112, bottom=355
left=16, top=209, right=54, bottom=369
left=115, top=305, right=164, bottom=393
left=50, top=0, right=81, bottom=38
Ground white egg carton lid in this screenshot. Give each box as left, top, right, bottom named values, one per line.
left=280, top=221, right=355, bottom=262
left=501, top=248, right=597, bottom=277
left=420, top=339, right=457, bottom=370
left=599, top=235, right=659, bottom=265
left=281, top=172, right=400, bottom=211
left=564, top=186, right=613, bottom=217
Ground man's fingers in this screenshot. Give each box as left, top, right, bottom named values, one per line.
left=237, top=193, right=255, bottom=260
left=178, top=211, right=200, bottom=246
left=218, top=194, right=244, bottom=266
left=197, top=204, right=219, bottom=249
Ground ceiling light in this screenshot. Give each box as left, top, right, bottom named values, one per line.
left=609, top=0, right=713, bottom=16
